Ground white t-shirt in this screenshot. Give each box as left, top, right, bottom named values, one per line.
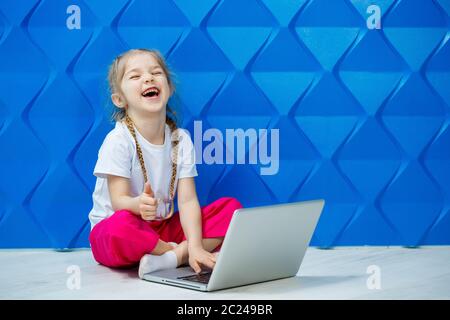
left=88, top=121, right=198, bottom=229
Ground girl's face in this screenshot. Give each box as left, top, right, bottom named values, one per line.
left=114, top=52, right=171, bottom=116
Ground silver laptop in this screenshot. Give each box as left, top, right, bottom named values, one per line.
left=142, top=199, right=325, bottom=291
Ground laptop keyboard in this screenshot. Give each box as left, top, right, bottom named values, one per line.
left=178, top=272, right=212, bottom=284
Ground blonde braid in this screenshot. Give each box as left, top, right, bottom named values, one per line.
left=166, top=115, right=179, bottom=202
left=124, top=113, right=179, bottom=220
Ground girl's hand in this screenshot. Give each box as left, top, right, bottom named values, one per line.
left=139, top=182, right=158, bottom=221
left=188, top=246, right=217, bottom=274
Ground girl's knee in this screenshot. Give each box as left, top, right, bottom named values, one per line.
left=90, top=211, right=152, bottom=268
left=112, top=209, right=136, bottom=220
left=108, top=210, right=138, bottom=231
left=219, top=197, right=243, bottom=210
left=204, top=197, right=243, bottom=221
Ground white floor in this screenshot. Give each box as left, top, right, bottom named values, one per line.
left=0, top=246, right=449, bottom=300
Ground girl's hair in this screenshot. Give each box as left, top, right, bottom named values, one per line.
left=107, top=48, right=178, bottom=133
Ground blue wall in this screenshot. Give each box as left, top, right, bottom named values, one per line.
left=0, top=0, right=449, bottom=248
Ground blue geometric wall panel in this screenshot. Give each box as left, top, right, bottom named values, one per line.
left=0, top=0, right=449, bottom=248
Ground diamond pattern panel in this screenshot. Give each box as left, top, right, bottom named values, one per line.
left=0, top=0, right=449, bottom=248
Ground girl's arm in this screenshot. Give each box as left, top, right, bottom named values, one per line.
left=177, top=177, right=203, bottom=249
left=107, top=174, right=141, bottom=215
left=177, top=177, right=216, bottom=273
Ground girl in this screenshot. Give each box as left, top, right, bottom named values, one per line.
left=88, top=48, right=242, bottom=279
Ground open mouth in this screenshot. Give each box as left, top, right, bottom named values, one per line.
left=141, top=86, right=160, bottom=99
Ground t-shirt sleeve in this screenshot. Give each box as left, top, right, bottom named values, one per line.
left=93, top=132, right=132, bottom=179
left=178, top=129, right=198, bottom=179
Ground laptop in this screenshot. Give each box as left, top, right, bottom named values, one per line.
left=142, top=199, right=325, bottom=291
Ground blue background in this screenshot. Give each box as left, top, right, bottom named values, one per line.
left=0, top=0, right=449, bottom=248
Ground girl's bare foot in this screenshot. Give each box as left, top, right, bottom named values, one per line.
left=168, top=242, right=178, bottom=249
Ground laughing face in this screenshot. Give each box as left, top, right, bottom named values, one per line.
left=112, top=52, right=172, bottom=116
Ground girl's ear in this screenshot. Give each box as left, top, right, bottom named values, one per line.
left=111, top=93, right=125, bottom=109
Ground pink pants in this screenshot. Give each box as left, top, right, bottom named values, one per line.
left=89, top=197, right=243, bottom=268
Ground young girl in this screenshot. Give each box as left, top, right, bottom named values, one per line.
left=88, top=48, right=243, bottom=279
